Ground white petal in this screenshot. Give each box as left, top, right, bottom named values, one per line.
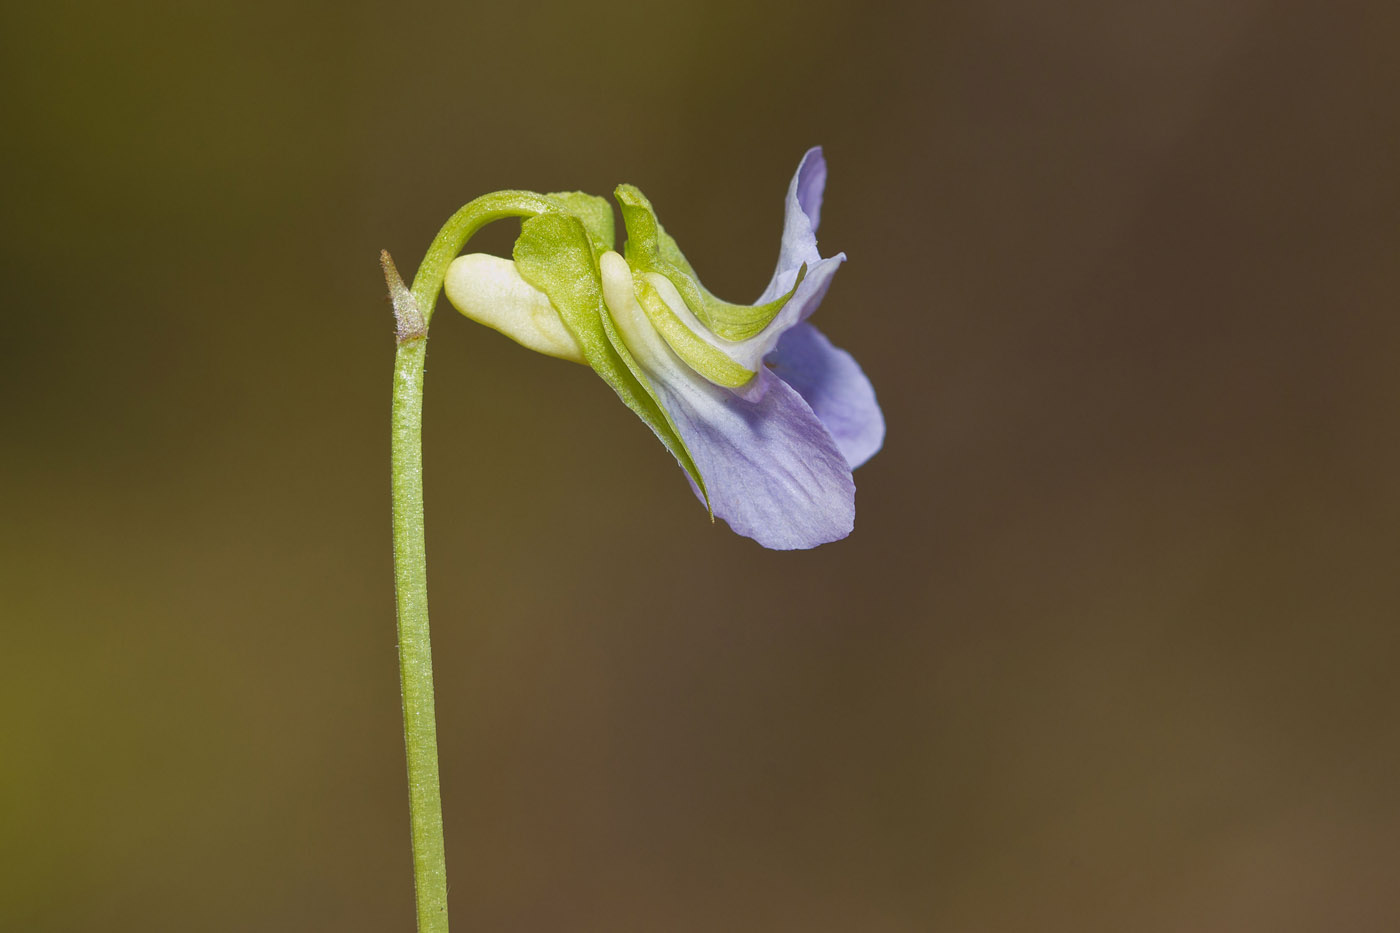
left=444, top=253, right=585, bottom=363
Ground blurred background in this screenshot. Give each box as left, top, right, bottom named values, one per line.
left=3, top=0, right=1398, bottom=930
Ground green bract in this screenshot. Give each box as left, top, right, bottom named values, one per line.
left=543, top=191, right=615, bottom=255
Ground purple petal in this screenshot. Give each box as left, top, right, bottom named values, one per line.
left=730, top=253, right=844, bottom=402
left=759, top=147, right=832, bottom=304
left=662, top=369, right=855, bottom=549
left=768, top=323, right=885, bottom=469
left=795, top=147, right=826, bottom=231
left=725, top=147, right=845, bottom=404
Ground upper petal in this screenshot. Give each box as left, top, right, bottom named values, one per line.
left=795, top=149, right=826, bottom=231
left=759, top=146, right=830, bottom=304
left=767, top=323, right=885, bottom=469
left=710, top=147, right=847, bottom=398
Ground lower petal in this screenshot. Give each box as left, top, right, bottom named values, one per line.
left=767, top=323, right=885, bottom=470
left=657, top=369, right=856, bottom=549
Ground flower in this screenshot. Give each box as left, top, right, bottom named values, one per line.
left=443, top=148, right=883, bottom=549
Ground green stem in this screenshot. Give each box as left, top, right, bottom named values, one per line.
left=408, top=191, right=560, bottom=326
left=384, top=191, right=557, bottom=933
left=390, top=333, right=444, bottom=933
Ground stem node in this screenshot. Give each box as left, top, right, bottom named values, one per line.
left=382, top=249, right=427, bottom=342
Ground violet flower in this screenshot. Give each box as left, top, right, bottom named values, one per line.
left=444, top=148, right=883, bottom=549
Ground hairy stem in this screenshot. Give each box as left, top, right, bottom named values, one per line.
left=390, top=332, right=444, bottom=933
left=384, top=190, right=556, bottom=932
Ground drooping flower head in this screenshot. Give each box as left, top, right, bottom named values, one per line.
left=443, top=148, right=883, bottom=549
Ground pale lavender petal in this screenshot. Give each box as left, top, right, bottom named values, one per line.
left=795, top=149, right=826, bottom=231
left=730, top=252, right=844, bottom=402
left=662, top=369, right=855, bottom=549
left=726, top=148, right=848, bottom=402
left=758, top=146, right=832, bottom=304
left=767, top=323, right=885, bottom=469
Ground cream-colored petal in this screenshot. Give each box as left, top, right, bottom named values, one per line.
left=444, top=253, right=585, bottom=363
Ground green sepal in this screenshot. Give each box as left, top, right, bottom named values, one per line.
left=633, top=276, right=755, bottom=389
left=544, top=191, right=615, bottom=256
left=512, top=213, right=707, bottom=500
left=614, top=184, right=806, bottom=342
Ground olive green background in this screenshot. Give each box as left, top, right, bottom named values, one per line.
left=3, top=1, right=1398, bottom=930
